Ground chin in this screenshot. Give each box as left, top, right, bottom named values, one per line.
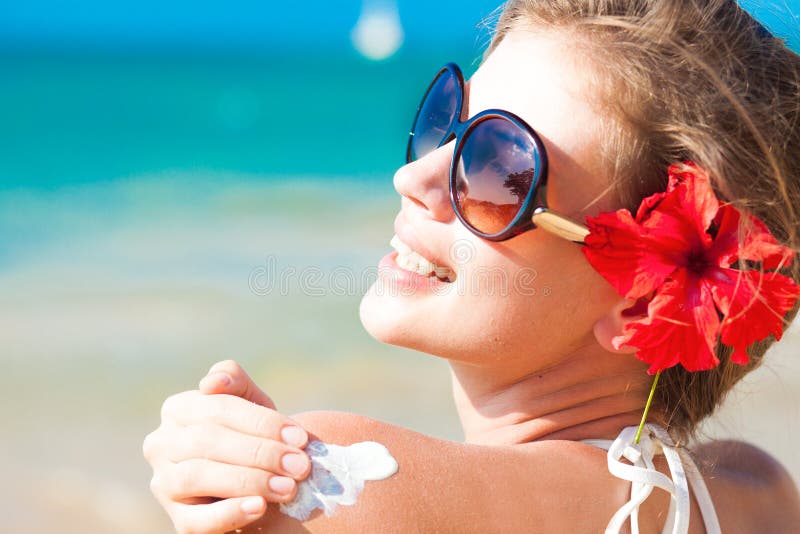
left=360, top=282, right=473, bottom=365
left=359, top=281, right=441, bottom=354
left=359, top=282, right=406, bottom=345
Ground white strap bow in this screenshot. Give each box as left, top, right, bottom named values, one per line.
left=584, top=424, right=721, bottom=534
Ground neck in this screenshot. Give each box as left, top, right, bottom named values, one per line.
left=450, top=345, right=658, bottom=445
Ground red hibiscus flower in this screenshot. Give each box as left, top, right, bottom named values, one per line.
left=583, top=162, right=799, bottom=374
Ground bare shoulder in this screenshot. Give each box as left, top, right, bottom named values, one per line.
left=240, top=411, right=627, bottom=534
left=693, top=440, right=800, bottom=533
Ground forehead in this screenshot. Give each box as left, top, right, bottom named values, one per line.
left=468, top=30, right=614, bottom=214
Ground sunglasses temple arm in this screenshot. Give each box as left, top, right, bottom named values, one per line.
left=531, top=208, right=589, bottom=244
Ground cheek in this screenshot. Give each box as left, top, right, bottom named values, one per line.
left=464, top=238, right=620, bottom=350
left=358, top=236, right=621, bottom=362
left=429, top=246, right=600, bottom=360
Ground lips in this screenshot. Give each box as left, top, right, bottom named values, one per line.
left=393, top=214, right=456, bottom=282
left=390, top=235, right=455, bottom=282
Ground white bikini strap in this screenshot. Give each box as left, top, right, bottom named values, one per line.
left=583, top=424, right=721, bottom=534
left=673, top=440, right=721, bottom=534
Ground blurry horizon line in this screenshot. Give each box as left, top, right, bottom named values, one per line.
left=0, top=37, right=489, bottom=63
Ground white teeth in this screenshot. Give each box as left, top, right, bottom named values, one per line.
left=390, top=235, right=455, bottom=282
left=434, top=266, right=452, bottom=279
left=390, top=235, right=410, bottom=254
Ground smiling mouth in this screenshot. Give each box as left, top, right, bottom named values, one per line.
left=390, top=235, right=455, bottom=283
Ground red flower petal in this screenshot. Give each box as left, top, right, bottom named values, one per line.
left=737, top=213, right=795, bottom=270
left=583, top=210, right=675, bottom=299
left=583, top=209, right=678, bottom=299
left=711, top=268, right=800, bottom=364
left=584, top=161, right=799, bottom=374
left=706, top=204, right=745, bottom=267
left=638, top=165, right=717, bottom=256
left=666, top=162, right=720, bottom=231
left=619, top=272, right=720, bottom=374
left=708, top=205, right=795, bottom=270
left=634, top=189, right=668, bottom=223
left=584, top=164, right=719, bottom=301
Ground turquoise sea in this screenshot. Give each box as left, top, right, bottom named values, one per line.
left=0, top=48, right=478, bottom=532
left=1, top=41, right=799, bottom=532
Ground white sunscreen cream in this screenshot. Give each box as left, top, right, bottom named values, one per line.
left=279, top=440, right=399, bottom=521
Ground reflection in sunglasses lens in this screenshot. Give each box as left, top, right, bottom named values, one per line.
left=454, top=118, right=538, bottom=235
left=411, top=69, right=458, bottom=160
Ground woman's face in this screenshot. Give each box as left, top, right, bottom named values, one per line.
left=360, top=29, right=624, bottom=369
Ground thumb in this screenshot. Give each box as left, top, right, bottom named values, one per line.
left=198, top=360, right=276, bottom=409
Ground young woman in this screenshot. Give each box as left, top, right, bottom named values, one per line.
left=143, top=1, right=800, bottom=532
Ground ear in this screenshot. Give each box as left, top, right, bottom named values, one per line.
left=593, top=297, right=648, bottom=354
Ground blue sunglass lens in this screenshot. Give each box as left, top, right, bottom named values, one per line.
left=410, top=68, right=458, bottom=161
left=454, top=117, right=539, bottom=236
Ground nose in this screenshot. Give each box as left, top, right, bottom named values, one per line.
left=393, top=142, right=455, bottom=222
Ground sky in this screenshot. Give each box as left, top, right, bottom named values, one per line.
left=0, top=1, right=796, bottom=53
left=741, top=0, right=800, bottom=50
left=0, top=0, right=502, bottom=52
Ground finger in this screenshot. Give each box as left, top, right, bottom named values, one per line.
left=143, top=428, right=159, bottom=464
left=161, top=392, right=308, bottom=447
left=167, top=424, right=310, bottom=480
left=165, top=458, right=298, bottom=503
left=171, top=496, right=266, bottom=534
left=199, top=360, right=276, bottom=409
left=143, top=422, right=183, bottom=469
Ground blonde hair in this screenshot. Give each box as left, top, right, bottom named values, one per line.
left=490, top=0, right=800, bottom=440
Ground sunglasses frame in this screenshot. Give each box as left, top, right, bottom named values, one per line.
left=406, top=63, right=589, bottom=244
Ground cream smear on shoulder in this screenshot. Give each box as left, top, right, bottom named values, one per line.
left=279, top=440, right=399, bottom=521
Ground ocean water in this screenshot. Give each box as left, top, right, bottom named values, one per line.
left=0, top=47, right=488, bottom=187
left=1, top=46, right=799, bottom=533
left=0, top=48, right=473, bottom=533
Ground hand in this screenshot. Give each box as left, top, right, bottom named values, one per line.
left=143, top=361, right=311, bottom=534
left=197, top=359, right=278, bottom=408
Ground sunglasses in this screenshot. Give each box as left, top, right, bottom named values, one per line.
left=407, top=63, right=589, bottom=244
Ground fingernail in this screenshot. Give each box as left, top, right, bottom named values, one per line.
left=280, top=425, right=307, bottom=447
left=281, top=453, right=309, bottom=477
left=201, top=372, right=231, bottom=389
left=268, top=476, right=295, bottom=494
left=241, top=496, right=264, bottom=515
left=214, top=372, right=231, bottom=386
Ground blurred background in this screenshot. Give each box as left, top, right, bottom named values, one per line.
left=0, top=1, right=798, bottom=532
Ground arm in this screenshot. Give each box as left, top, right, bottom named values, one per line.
left=694, top=440, right=800, bottom=532
left=148, top=360, right=625, bottom=534
left=243, top=411, right=626, bottom=534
